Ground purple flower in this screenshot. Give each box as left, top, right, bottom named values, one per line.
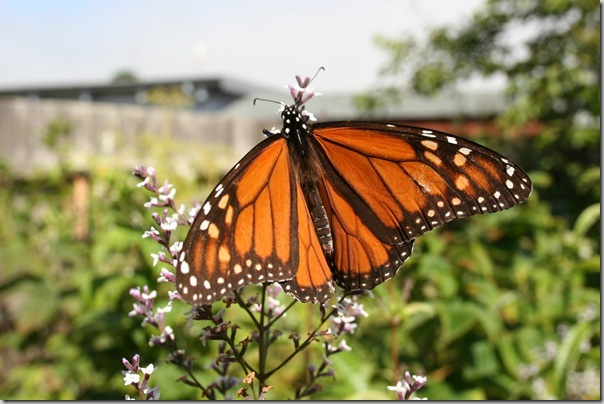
left=388, top=371, right=428, bottom=400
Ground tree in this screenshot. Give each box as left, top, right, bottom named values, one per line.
left=358, top=0, right=599, bottom=224
left=111, top=69, right=139, bottom=85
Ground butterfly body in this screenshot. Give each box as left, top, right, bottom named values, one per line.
left=176, top=80, right=532, bottom=305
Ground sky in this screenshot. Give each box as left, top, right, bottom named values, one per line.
left=0, top=0, right=486, bottom=93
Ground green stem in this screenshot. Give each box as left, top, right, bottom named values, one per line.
left=234, top=290, right=262, bottom=330
left=266, top=299, right=298, bottom=328
left=264, top=307, right=337, bottom=380
left=257, top=283, right=269, bottom=385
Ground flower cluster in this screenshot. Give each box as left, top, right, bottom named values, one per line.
left=122, top=354, right=160, bottom=400
left=128, top=285, right=175, bottom=347
left=329, top=294, right=369, bottom=337
left=388, top=371, right=428, bottom=400
left=286, top=70, right=322, bottom=122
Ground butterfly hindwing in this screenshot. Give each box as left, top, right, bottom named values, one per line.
left=279, top=180, right=335, bottom=303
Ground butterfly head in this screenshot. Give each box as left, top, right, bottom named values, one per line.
left=280, top=104, right=308, bottom=139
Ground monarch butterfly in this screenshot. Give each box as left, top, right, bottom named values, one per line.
left=176, top=71, right=532, bottom=305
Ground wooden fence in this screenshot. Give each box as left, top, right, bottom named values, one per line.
left=0, top=97, right=277, bottom=175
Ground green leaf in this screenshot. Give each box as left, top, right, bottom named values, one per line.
left=553, top=321, right=598, bottom=397
left=438, top=301, right=479, bottom=345
left=573, top=203, right=600, bottom=238
left=463, top=340, right=500, bottom=380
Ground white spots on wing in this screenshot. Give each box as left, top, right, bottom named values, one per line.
left=200, top=220, right=209, bottom=231
left=427, top=209, right=435, bottom=217
left=451, top=197, right=462, bottom=206
left=215, top=184, right=224, bottom=198
left=180, top=260, right=190, bottom=274
left=478, top=197, right=485, bottom=203
left=246, top=259, right=252, bottom=267
left=234, top=264, right=243, bottom=274
left=204, top=280, right=211, bottom=289
left=217, top=277, right=225, bottom=284
left=387, top=124, right=395, bottom=128
left=494, top=191, right=501, bottom=199
left=506, top=180, right=514, bottom=189
left=421, top=130, right=436, bottom=138
left=437, top=200, right=445, bottom=208
left=189, top=275, right=197, bottom=287
left=446, top=136, right=457, bottom=144
left=506, top=165, right=515, bottom=177
left=501, top=157, right=509, bottom=164
left=459, top=147, right=472, bottom=155
left=203, top=202, right=211, bottom=215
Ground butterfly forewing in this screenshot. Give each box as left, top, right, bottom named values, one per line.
left=312, top=122, right=532, bottom=240
left=177, top=137, right=299, bottom=304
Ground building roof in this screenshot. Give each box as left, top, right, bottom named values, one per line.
left=0, top=76, right=506, bottom=120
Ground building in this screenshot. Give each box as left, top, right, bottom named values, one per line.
left=0, top=76, right=506, bottom=175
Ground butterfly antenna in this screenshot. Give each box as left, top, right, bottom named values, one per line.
left=309, top=66, right=325, bottom=86
left=253, top=98, right=286, bottom=107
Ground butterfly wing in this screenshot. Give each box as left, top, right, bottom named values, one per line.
left=177, top=135, right=335, bottom=304
left=177, top=136, right=299, bottom=304
left=279, top=179, right=334, bottom=303
left=310, top=121, right=532, bottom=291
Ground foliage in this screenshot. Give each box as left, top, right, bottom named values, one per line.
left=357, top=0, right=600, bottom=225
left=353, top=0, right=600, bottom=399
left=0, top=0, right=599, bottom=399
left=111, top=70, right=139, bottom=85
left=0, top=162, right=156, bottom=399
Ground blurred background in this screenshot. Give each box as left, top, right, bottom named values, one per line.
left=0, top=0, right=599, bottom=400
